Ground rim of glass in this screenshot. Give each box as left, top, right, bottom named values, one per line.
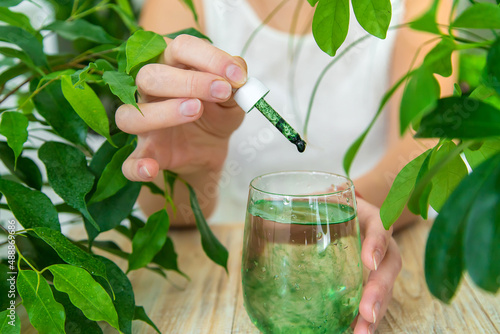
left=249, top=170, right=354, bottom=197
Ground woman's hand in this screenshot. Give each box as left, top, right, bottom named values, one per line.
left=353, top=198, right=402, bottom=334
left=116, top=34, right=248, bottom=181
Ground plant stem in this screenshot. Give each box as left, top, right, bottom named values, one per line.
left=71, top=0, right=80, bottom=16
left=15, top=243, right=40, bottom=274
left=287, top=0, right=304, bottom=62
left=0, top=77, right=32, bottom=105
left=69, top=0, right=111, bottom=21
left=17, top=77, right=59, bottom=112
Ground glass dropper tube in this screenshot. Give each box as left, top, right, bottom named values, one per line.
left=233, top=77, right=307, bottom=153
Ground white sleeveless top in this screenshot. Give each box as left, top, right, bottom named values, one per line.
left=204, top=0, right=405, bottom=224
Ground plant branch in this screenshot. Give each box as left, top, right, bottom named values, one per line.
left=17, top=77, right=59, bottom=111
left=0, top=77, right=32, bottom=105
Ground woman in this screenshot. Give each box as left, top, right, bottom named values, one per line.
left=116, top=0, right=453, bottom=332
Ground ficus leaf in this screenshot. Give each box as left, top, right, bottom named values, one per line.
left=164, top=28, right=212, bottom=42
left=133, top=305, right=161, bottom=334
left=84, top=180, right=142, bottom=245
left=400, top=67, right=440, bottom=135
left=415, top=97, right=500, bottom=139
left=90, top=144, right=135, bottom=204
left=109, top=4, right=139, bottom=33
left=0, top=178, right=60, bottom=231
left=351, top=0, right=391, bottom=39
left=0, top=7, right=38, bottom=37
left=0, top=310, right=20, bottom=334
left=425, top=153, right=500, bottom=302
left=180, top=0, right=198, bottom=23
left=464, top=153, right=500, bottom=293
left=43, top=19, right=120, bottom=44
left=0, top=264, right=12, bottom=310
left=486, top=37, right=500, bottom=95
left=0, top=47, right=35, bottom=70
left=60, top=75, right=115, bottom=146
left=52, top=287, right=103, bottom=334
left=102, top=71, right=141, bottom=111
left=428, top=142, right=468, bottom=212
left=152, top=236, right=188, bottom=279
left=186, top=182, right=228, bottom=271
left=312, top=0, right=350, bottom=57
left=89, top=132, right=131, bottom=179
left=307, top=0, right=319, bottom=5
left=452, top=3, right=500, bottom=30
left=143, top=181, right=165, bottom=196
left=17, top=270, right=66, bottom=334
left=0, top=141, right=41, bottom=190
left=464, top=138, right=500, bottom=170
left=38, top=141, right=99, bottom=231
left=459, top=52, right=486, bottom=89
left=380, top=149, right=430, bottom=229
left=95, top=256, right=135, bottom=334
left=31, top=79, right=88, bottom=147
left=126, top=30, right=166, bottom=74
left=128, top=209, right=170, bottom=272
left=0, top=26, right=48, bottom=67
left=409, top=0, right=440, bottom=34
left=49, top=264, right=121, bottom=331
left=31, top=227, right=107, bottom=279
left=0, top=111, right=28, bottom=168
left=0, top=63, right=29, bottom=88
left=423, top=38, right=456, bottom=77
left=0, top=0, right=22, bottom=6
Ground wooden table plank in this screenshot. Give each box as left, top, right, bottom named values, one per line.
left=20, top=220, right=499, bottom=333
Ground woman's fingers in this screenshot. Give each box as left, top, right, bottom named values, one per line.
left=355, top=239, right=402, bottom=333
left=357, top=199, right=393, bottom=271
left=163, top=34, right=247, bottom=87
left=121, top=156, right=159, bottom=182
left=115, top=98, right=203, bottom=134
left=136, top=65, right=233, bottom=102
left=354, top=288, right=392, bottom=334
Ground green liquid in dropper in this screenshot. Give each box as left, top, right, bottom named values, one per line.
left=254, top=98, right=307, bottom=153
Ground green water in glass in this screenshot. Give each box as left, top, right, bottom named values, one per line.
left=242, top=199, right=363, bottom=334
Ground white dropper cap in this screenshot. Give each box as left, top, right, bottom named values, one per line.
left=233, top=77, right=270, bottom=113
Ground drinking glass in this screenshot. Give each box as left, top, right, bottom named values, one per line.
left=241, top=171, right=362, bottom=334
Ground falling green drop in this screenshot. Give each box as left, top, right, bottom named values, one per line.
left=254, top=98, right=307, bottom=153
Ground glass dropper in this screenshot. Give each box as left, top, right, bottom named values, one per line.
left=233, top=77, right=306, bottom=153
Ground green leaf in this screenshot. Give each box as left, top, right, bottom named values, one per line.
left=84, top=180, right=142, bottom=244
left=102, top=71, right=140, bottom=111
left=17, top=270, right=66, bottom=333
left=90, top=144, right=134, bottom=203
left=344, top=70, right=415, bottom=175
left=312, top=0, right=350, bottom=57
left=43, top=19, right=120, bottom=44
left=459, top=52, right=486, bottom=90
left=0, top=310, right=20, bottom=334
left=423, top=38, right=455, bottom=77
left=428, top=142, right=468, bottom=212
left=0, top=0, right=22, bottom=6
left=128, top=209, right=170, bottom=272
left=400, top=67, right=440, bottom=134
left=408, top=0, right=440, bottom=34
left=31, top=227, right=107, bottom=278
left=164, top=170, right=178, bottom=198
left=464, top=138, right=500, bottom=169
left=0, top=63, right=29, bottom=88
left=95, top=256, right=135, bottom=334
left=164, top=28, right=212, bottom=43
left=380, top=150, right=430, bottom=229
left=31, top=79, right=88, bottom=147
left=0, top=7, right=38, bottom=37
left=0, top=112, right=28, bottom=168
left=0, top=178, right=60, bottom=231
left=186, top=182, right=228, bottom=270
left=425, top=153, right=500, bottom=301
left=486, top=38, right=500, bottom=95
left=0, top=26, right=47, bottom=67
left=351, top=0, right=391, bottom=39
left=464, top=153, right=500, bottom=293
left=452, top=3, right=500, bottom=30
left=61, top=75, right=115, bottom=146
left=180, top=0, right=198, bottom=23
left=49, top=264, right=120, bottom=331
left=133, top=305, right=161, bottom=334
left=152, top=236, right=188, bottom=278
left=416, top=97, right=500, bottom=139
left=89, top=132, right=130, bottom=179
left=307, top=0, right=319, bottom=5
left=109, top=4, right=139, bottom=33
left=38, top=141, right=99, bottom=230
left=115, top=0, right=134, bottom=16
left=0, top=264, right=13, bottom=310
left=0, top=141, right=42, bottom=190
left=143, top=182, right=165, bottom=196
left=0, top=47, right=35, bottom=71
left=126, top=30, right=166, bottom=74
left=52, top=287, right=103, bottom=334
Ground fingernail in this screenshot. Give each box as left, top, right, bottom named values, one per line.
left=368, top=323, right=375, bottom=334
left=225, top=64, right=246, bottom=84
left=179, top=99, right=201, bottom=116
left=372, top=302, right=380, bottom=323
left=139, top=165, right=151, bottom=179
left=373, top=250, right=382, bottom=271
left=210, top=80, right=232, bottom=99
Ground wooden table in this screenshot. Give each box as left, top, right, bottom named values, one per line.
left=22, top=220, right=500, bottom=333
